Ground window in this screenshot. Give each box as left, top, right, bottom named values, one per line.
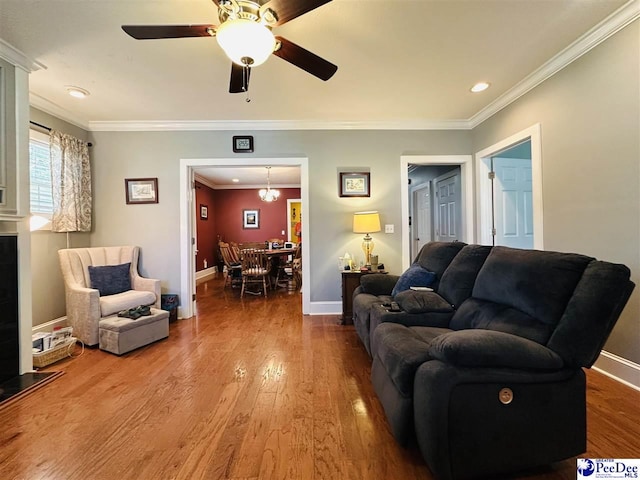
left=29, top=129, right=52, bottom=230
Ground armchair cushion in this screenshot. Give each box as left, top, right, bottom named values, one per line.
left=394, top=290, right=453, bottom=314
left=391, top=263, right=436, bottom=297
left=428, top=329, right=564, bottom=370
left=89, top=263, right=132, bottom=296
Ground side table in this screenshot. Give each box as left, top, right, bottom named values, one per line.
left=341, top=270, right=386, bottom=325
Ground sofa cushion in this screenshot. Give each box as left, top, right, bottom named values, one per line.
left=391, top=263, right=436, bottom=297
left=450, top=298, right=554, bottom=344
left=372, top=323, right=452, bottom=397
left=100, top=290, right=157, bottom=317
left=472, top=247, right=593, bottom=328
left=437, top=244, right=492, bottom=307
left=394, top=290, right=453, bottom=314
left=360, top=273, right=400, bottom=296
left=413, top=241, right=466, bottom=290
left=89, top=262, right=132, bottom=296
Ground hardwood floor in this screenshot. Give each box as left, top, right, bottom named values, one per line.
left=1, top=274, right=638, bottom=480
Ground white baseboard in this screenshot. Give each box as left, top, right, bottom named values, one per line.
left=32, top=316, right=68, bottom=334
left=593, top=350, right=640, bottom=391
left=196, top=266, right=217, bottom=284
left=308, top=301, right=342, bottom=315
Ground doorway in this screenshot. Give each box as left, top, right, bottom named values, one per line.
left=401, top=155, right=473, bottom=269
left=475, top=124, right=543, bottom=249
left=180, top=157, right=310, bottom=319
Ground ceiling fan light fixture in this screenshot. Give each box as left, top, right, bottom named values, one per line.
left=216, top=18, right=276, bottom=67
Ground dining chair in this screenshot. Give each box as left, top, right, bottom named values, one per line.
left=275, top=244, right=302, bottom=290
left=219, top=241, right=242, bottom=289
left=240, top=249, right=270, bottom=298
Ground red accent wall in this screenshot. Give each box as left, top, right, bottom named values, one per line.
left=215, top=188, right=301, bottom=244
left=195, top=182, right=217, bottom=271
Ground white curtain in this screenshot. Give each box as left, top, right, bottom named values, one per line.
left=50, top=130, right=92, bottom=232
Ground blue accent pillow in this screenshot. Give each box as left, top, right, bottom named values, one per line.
left=88, top=262, right=132, bottom=296
left=391, top=263, right=437, bottom=297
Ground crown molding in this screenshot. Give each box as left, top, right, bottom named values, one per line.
left=0, top=39, right=46, bottom=72
left=29, top=92, right=90, bottom=130
left=469, top=0, right=640, bottom=128
left=87, top=118, right=471, bottom=132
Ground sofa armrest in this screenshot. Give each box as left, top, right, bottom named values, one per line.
left=65, top=284, right=101, bottom=346
left=132, top=275, right=161, bottom=308
left=359, top=274, right=400, bottom=296
left=428, top=329, right=564, bottom=370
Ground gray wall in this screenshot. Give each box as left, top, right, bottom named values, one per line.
left=86, top=129, right=471, bottom=304
left=29, top=108, right=91, bottom=326
left=471, top=20, right=639, bottom=363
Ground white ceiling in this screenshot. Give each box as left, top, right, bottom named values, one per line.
left=0, top=0, right=632, bottom=130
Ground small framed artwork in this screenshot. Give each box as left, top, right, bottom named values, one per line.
left=339, top=172, right=370, bottom=197
left=233, top=135, right=254, bottom=153
left=200, top=204, right=208, bottom=220
left=243, top=209, right=260, bottom=229
left=125, top=178, right=158, bottom=204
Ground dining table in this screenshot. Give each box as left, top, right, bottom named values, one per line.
left=240, top=247, right=298, bottom=290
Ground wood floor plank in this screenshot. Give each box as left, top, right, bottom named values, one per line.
left=0, top=273, right=638, bottom=480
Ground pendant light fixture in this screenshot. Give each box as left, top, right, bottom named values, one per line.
left=259, top=166, right=280, bottom=202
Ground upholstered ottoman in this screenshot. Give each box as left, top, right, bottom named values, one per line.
left=99, top=308, right=169, bottom=355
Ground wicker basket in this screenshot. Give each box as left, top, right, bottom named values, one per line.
left=33, top=337, right=77, bottom=368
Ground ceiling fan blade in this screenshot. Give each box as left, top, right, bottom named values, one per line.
left=261, top=0, right=332, bottom=26
left=121, top=25, right=215, bottom=40
left=229, top=63, right=250, bottom=93
left=273, top=36, right=337, bottom=81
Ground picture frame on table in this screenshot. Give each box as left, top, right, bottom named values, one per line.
left=243, top=209, right=260, bottom=229
left=125, top=178, right=158, bottom=204
left=339, top=172, right=370, bottom=197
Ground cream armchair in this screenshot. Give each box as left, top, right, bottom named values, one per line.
left=58, top=246, right=161, bottom=346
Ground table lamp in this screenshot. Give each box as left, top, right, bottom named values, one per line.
left=353, top=211, right=381, bottom=267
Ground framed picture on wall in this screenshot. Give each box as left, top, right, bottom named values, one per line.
left=339, top=172, right=370, bottom=197
left=243, top=209, right=260, bottom=229
left=125, top=178, right=158, bottom=204
left=200, top=204, right=208, bottom=219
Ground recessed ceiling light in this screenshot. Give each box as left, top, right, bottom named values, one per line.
left=232, top=178, right=240, bottom=183
left=65, top=86, right=90, bottom=99
left=470, top=82, right=490, bottom=93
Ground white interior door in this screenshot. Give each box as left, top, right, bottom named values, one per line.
left=492, top=157, right=534, bottom=248
left=412, top=184, right=431, bottom=259
left=434, top=171, right=461, bottom=242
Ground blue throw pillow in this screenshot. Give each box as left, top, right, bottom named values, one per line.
left=88, top=262, right=132, bottom=296
left=391, top=263, right=437, bottom=297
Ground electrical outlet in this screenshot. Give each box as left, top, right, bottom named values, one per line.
left=281, top=230, right=285, bottom=235
left=385, top=224, right=394, bottom=234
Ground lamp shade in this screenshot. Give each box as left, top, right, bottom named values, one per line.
left=353, top=211, right=381, bottom=234
left=216, top=19, right=276, bottom=67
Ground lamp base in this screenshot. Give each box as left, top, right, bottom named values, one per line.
left=361, top=234, right=375, bottom=266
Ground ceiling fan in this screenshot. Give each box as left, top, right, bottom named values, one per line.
left=122, top=0, right=338, bottom=94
